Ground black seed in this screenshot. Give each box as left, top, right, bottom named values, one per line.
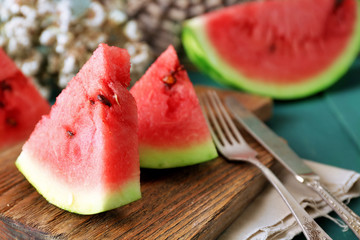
left=1, top=81, right=12, bottom=91
left=67, top=130, right=75, bottom=137
left=6, top=118, right=17, bottom=127
left=269, top=43, right=276, bottom=53
left=89, top=99, right=95, bottom=105
left=97, top=94, right=111, bottom=107
left=334, top=0, right=343, bottom=10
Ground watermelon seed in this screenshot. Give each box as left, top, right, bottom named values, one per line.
left=269, top=43, right=277, bottom=53
left=89, top=99, right=95, bottom=105
left=67, top=130, right=75, bottom=137
left=163, top=75, right=176, bottom=86
left=0, top=81, right=12, bottom=92
left=6, top=117, right=17, bottom=127
left=334, top=0, right=343, bottom=11
left=97, top=94, right=111, bottom=107
left=162, top=65, right=185, bottom=87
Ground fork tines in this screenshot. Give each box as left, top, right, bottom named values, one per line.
left=199, top=90, right=246, bottom=148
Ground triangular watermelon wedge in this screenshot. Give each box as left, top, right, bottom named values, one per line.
left=16, top=44, right=141, bottom=214
left=182, top=0, right=360, bottom=99
left=130, top=45, right=218, bottom=168
left=0, top=48, right=50, bottom=150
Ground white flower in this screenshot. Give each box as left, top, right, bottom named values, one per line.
left=124, top=20, right=142, bottom=41
left=109, top=9, right=127, bottom=25
left=85, top=2, right=106, bottom=27
left=39, top=27, right=59, bottom=46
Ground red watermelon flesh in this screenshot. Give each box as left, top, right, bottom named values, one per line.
left=182, top=0, right=360, bottom=99
left=16, top=44, right=141, bottom=214
left=130, top=45, right=217, bottom=168
left=207, top=0, right=356, bottom=82
left=0, top=48, right=50, bottom=150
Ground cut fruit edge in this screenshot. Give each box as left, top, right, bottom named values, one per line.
left=15, top=149, right=141, bottom=215
left=139, top=139, right=218, bottom=169
left=182, top=3, right=360, bottom=100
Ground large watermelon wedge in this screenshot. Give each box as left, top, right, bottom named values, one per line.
left=182, top=0, right=360, bottom=99
left=130, top=45, right=218, bottom=168
left=15, top=44, right=141, bottom=214
left=0, top=48, right=50, bottom=150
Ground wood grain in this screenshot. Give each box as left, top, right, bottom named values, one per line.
left=0, top=86, right=276, bottom=240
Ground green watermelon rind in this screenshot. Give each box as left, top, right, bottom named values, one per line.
left=182, top=2, right=360, bottom=100
left=16, top=150, right=141, bottom=215
left=139, top=139, right=218, bottom=169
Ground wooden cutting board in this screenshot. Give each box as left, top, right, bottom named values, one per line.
left=0, top=86, right=277, bottom=240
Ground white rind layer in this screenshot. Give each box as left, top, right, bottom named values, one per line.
left=15, top=149, right=141, bottom=215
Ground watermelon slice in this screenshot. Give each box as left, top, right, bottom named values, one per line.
left=130, top=45, right=218, bottom=168
left=0, top=48, right=50, bottom=150
left=15, top=44, right=141, bottom=214
left=182, top=0, right=360, bottom=99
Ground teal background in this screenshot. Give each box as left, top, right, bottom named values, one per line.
left=189, top=57, right=360, bottom=240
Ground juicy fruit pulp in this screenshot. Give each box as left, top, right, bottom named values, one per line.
left=16, top=44, right=141, bottom=214
left=130, top=45, right=218, bottom=168
left=0, top=48, right=50, bottom=150
left=182, top=0, right=360, bottom=99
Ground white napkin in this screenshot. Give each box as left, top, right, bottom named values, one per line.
left=219, top=160, right=360, bottom=240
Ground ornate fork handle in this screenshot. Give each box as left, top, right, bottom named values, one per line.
left=201, top=91, right=331, bottom=239
left=305, top=178, right=360, bottom=238
left=244, top=157, right=332, bottom=240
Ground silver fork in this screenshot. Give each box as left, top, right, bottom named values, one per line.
left=200, top=90, right=332, bottom=240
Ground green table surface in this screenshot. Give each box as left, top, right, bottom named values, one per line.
left=189, top=58, right=360, bottom=240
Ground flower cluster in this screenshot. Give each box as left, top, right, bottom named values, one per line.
left=0, top=0, right=153, bottom=98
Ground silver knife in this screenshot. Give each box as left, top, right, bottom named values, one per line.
left=225, top=96, right=360, bottom=238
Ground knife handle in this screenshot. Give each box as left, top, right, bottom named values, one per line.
left=306, top=178, right=360, bottom=238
